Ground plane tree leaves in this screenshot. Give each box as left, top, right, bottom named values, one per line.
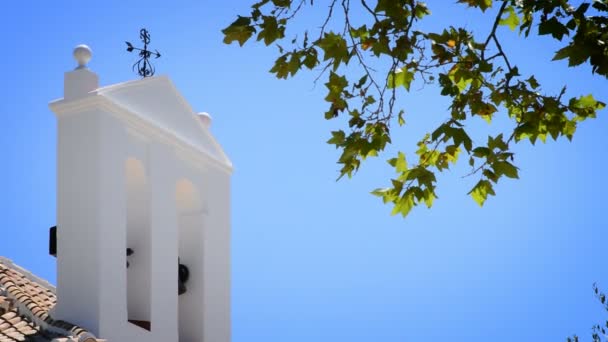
left=457, top=0, right=492, bottom=12
left=223, top=0, right=606, bottom=217
left=568, top=284, right=608, bottom=342
left=520, top=0, right=608, bottom=75
left=468, top=179, right=495, bottom=207
left=318, top=32, right=351, bottom=70
left=538, top=17, right=568, bottom=40
left=222, top=16, right=256, bottom=46
left=388, top=69, right=415, bottom=90
left=499, top=5, right=520, bottom=31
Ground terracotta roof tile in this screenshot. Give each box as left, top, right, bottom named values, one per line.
left=0, top=258, right=103, bottom=342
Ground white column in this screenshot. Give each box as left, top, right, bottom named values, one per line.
left=202, top=169, right=231, bottom=342
left=54, top=109, right=104, bottom=334
left=97, top=113, right=129, bottom=338
left=149, top=142, right=179, bottom=342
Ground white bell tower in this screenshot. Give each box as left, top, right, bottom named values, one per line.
left=49, top=45, right=232, bottom=342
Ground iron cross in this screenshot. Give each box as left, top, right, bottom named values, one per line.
left=126, top=28, right=161, bottom=78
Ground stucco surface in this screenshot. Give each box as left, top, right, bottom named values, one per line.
left=47, top=66, right=231, bottom=342
left=97, top=76, right=231, bottom=169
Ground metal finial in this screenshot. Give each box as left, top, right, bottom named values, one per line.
left=125, top=28, right=161, bottom=78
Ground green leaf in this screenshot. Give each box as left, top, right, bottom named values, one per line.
left=468, top=180, right=495, bottom=207
left=252, top=0, right=271, bottom=10
left=493, top=161, right=519, bottom=179
left=397, top=110, right=406, bottom=126
left=472, top=146, right=490, bottom=158
left=222, top=16, right=256, bottom=46
left=423, top=188, right=436, bottom=208
left=526, top=76, right=540, bottom=90
left=324, top=72, right=348, bottom=102
left=270, top=54, right=289, bottom=79
left=257, top=15, right=284, bottom=45
left=451, top=127, right=473, bottom=152
left=448, top=65, right=473, bottom=93
left=371, top=187, right=391, bottom=198
left=355, top=74, right=368, bottom=88
left=538, top=17, right=569, bottom=40
left=488, top=134, right=507, bottom=151
left=391, top=192, right=415, bottom=217
left=499, top=6, right=520, bottom=31
left=414, top=2, right=431, bottom=19
left=388, top=69, right=415, bottom=90
left=569, top=94, right=606, bottom=120
left=303, top=49, right=319, bottom=69
left=483, top=169, right=498, bottom=183
left=553, top=45, right=590, bottom=67
left=271, top=0, right=290, bottom=6
left=388, top=151, right=408, bottom=173
left=327, top=130, right=346, bottom=145
left=570, top=94, right=604, bottom=110
left=457, top=0, right=492, bottom=12
left=318, top=32, right=350, bottom=70
left=287, top=53, right=301, bottom=76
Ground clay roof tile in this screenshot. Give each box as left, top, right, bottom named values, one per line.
left=0, top=259, right=102, bottom=342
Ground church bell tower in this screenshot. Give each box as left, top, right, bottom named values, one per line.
left=48, top=44, right=232, bottom=342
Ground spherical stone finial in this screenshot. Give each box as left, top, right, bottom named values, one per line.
left=73, top=44, right=92, bottom=69
left=198, top=112, right=212, bottom=129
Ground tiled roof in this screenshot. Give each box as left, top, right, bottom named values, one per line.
left=0, top=258, right=102, bottom=342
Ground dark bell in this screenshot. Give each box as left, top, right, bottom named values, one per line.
left=178, top=260, right=190, bottom=296
left=126, top=248, right=134, bottom=268
left=48, top=224, right=191, bottom=296
left=49, top=226, right=57, bottom=257
left=178, top=279, right=187, bottom=296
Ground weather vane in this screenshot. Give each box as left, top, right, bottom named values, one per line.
left=125, top=28, right=161, bottom=78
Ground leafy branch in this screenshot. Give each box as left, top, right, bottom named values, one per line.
left=222, top=0, right=606, bottom=217
left=568, top=283, right=608, bottom=342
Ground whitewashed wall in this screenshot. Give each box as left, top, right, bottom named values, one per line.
left=50, top=56, right=231, bottom=342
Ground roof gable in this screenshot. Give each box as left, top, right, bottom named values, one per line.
left=97, top=76, right=231, bottom=169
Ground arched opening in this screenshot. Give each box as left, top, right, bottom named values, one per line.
left=176, top=179, right=204, bottom=342
left=125, top=158, right=152, bottom=330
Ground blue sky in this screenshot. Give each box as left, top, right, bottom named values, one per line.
left=1, top=1, right=607, bottom=341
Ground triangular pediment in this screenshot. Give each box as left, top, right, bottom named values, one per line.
left=97, top=76, right=231, bottom=169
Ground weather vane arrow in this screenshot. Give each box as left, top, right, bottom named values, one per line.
left=125, top=28, right=161, bottom=78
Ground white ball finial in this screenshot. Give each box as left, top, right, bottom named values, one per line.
left=198, top=112, right=212, bottom=129
left=73, top=44, right=92, bottom=69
